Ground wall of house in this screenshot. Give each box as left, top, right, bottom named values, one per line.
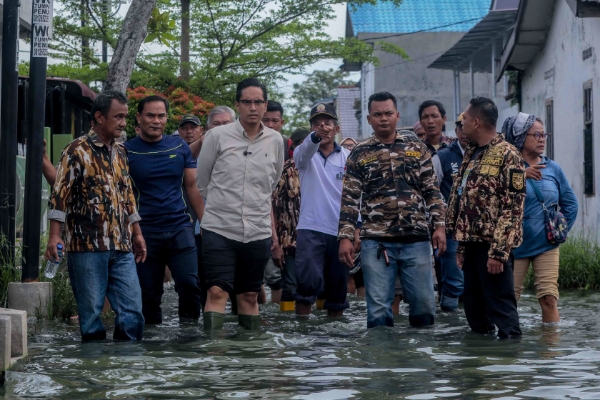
left=358, top=32, right=504, bottom=134
left=520, top=0, right=600, bottom=238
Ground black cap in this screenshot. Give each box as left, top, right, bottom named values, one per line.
left=309, top=103, right=337, bottom=123
left=179, top=115, right=201, bottom=127
left=290, top=127, right=311, bottom=143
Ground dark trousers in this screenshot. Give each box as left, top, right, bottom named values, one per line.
left=195, top=233, right=237, bottom=314
left=136, top=226, right=202, bottom=324
left=462, top=242, right=521, bottom=338
left=280, top=255, right=297, bottom=302
left=294, top=229, right=349, bottom=311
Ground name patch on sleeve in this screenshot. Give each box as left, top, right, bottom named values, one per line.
left=405, top=151, right=421, bottom=158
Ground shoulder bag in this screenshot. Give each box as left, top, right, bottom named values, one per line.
left=527, top=178, right=568, bottom=245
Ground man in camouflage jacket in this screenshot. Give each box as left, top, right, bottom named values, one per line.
left=338, top=92, right=447, bottom=328
left=445, top=97, right=525, bottom=338
left=46, top=91, right=146, bottom=342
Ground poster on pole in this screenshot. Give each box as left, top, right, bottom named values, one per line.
left=32, top=0, right=53, bottom=58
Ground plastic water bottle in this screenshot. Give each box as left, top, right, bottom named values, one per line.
left=44, top=243, right=63, bottom=279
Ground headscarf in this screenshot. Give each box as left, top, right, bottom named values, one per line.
left=501, top=112, right=537, bottom=151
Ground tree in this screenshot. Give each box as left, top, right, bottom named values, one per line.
left=105, top=0, right=157, bottom=92
left=286, top=68, right=356, bottom=129
left=49, top=0, right=406, bottom=104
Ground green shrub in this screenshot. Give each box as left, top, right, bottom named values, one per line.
left=522, top=236, right=600, bottom=290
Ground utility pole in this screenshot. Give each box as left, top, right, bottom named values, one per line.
left=22, top=0, right=53, bottom=281
left=0, top=0, right=21, bottom=265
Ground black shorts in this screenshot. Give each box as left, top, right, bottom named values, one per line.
left=202, top=229, right=270, bottom=295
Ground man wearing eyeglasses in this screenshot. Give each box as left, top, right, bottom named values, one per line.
left=293, top=103, right=350, bottom=317
left=197, top=78, right=284, bottom=330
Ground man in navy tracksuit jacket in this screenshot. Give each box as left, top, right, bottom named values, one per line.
left=434, top=113, right=468, bottom=311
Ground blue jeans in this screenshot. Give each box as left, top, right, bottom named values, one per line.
left=68, top=251, right=144, bottom=341
left=440, top=237, right=464, bottom=310
left=136, top=226, right=201, bottom=324
left=361, top=240, right=436, bottom=328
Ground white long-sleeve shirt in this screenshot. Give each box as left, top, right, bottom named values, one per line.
left=294, top=132, right=350, bottom=236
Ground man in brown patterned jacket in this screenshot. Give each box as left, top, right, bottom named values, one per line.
left=46, top=91, right=146, bottom=342
left=338, top=92, right=447, bottom=328
left=445, top=97, right=526, bottom=338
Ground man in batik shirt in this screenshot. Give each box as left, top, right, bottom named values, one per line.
left=272, top=127, right=310, bottom=311
left=46, top=91, right=146, bottom=342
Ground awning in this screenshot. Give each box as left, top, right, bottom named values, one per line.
left=428, top=9, right=518, bottom=73
left=496, top=0, right=558, bottom=81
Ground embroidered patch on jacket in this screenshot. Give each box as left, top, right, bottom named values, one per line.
left=405, top=151, right=420, bottom=158
left=481, top=156, right=503, bottom=166
left=509, top=169, right=526, bottom=192
left=358, top=155, right=378, bottom=166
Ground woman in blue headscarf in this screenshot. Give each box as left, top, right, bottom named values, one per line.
left=502, top=113, right=578, bottom=323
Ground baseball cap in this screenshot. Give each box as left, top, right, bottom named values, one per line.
left=179, top=115, right=201, bottom=127
left=309, top=103, right=338, bottom=123
left=290, top=127, right=311, bottom=144
left=456, top=112, right=465, bottom=124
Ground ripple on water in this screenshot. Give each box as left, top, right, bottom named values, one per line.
left=5, top=289, right=600, bottom=398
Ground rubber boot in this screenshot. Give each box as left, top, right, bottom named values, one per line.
left=238, top=314, right=260, bottom=330
left=203, top=311, right=225, bottom=330
left=280, top=301, right=295, bottom=312
left=316, top=299, right=325, bottom=310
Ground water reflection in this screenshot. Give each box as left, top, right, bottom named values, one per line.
left=3, top=289, right=600, bottom=398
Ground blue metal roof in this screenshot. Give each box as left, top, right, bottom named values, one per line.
left=349, top=0, right=493, bottom=34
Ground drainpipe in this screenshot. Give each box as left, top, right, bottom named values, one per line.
left=453, top=69, right=461, bottom=119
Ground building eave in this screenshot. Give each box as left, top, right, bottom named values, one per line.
left=496, top=0, right=558, bottom=81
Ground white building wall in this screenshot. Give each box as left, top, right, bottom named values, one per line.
left=520, top=0, right=600, bottom=238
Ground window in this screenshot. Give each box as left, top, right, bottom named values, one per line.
left=584, top=83, right=595, bottom=195
left=545, top=100, right=554, bottom=160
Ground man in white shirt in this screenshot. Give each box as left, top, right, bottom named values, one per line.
left=293, top=103, right=350, bottom=317
left=196, top=78, right=284, bottom=330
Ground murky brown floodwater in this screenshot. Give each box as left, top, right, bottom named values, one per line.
left=3, top=287, right=600, bottom=399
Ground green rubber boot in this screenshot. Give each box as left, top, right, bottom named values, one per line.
left=203, top=311, right=225, bottom=330
left=238, top=314, right=260, bottom=330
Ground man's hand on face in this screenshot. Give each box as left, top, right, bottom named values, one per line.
left=314, top=123, right=333, bottom=140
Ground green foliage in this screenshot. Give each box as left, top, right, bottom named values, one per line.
left=0, top=235, right=22, bottom=308
left=522, top=236, right=600, bottom=290
left=145, top=7, right=178, bottom=45
left=49, top=0, right=406, bottom=106
left=286, top=68, right=356, bottom=130
left=127, top=86, right=214, bottom=138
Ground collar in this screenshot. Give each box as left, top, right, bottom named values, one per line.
left=235, top=118, right=265, bottom=140
left=88, top=129, right=115, bottom=148
left=369, top=131, right=405, bottom=145
left=422, top=134, right=455, bottom=146
left=318, top=142, right=342, bottom=159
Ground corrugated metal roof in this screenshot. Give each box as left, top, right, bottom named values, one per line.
left=349, top=0, right=492, bottom=34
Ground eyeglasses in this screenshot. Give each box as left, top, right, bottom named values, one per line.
left=527, top=132, right=550, bottom=140
left=239, top=99, right=265, bottom=106
left=311, top=121, right=336, bottom=128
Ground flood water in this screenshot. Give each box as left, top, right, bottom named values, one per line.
left=4, top=288, right=600, bottom=399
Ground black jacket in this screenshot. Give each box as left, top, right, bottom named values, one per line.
left=437, top=140, right=465, bottom=202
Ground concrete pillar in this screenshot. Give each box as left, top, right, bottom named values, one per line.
left=492, top=41, right=497, bottom=98
left=8, top=282, right=52, bottom=318
left=0, top=309, right=27, bottom=357
left=453, top=69, right=461, bottom=120
left=0, top=316, right=10, bottom=372
left=470, top=59, right=475, bottom=99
